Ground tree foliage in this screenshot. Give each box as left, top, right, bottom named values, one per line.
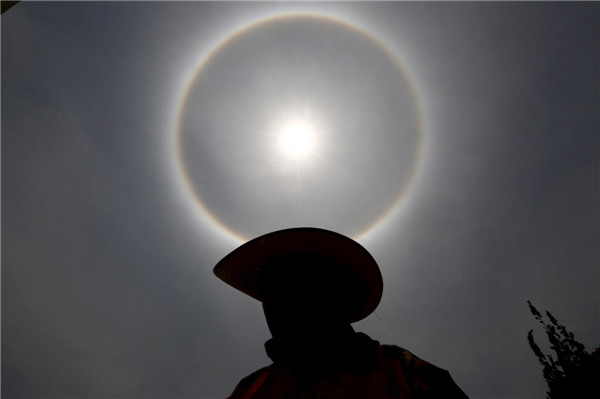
left=527, top=300, right=598, bottom=399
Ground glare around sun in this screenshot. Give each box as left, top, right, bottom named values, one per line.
left=278, top=120, right=317, bottom=160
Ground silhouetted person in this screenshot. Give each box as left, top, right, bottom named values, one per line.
left=214, top=227, right=469, bottom=398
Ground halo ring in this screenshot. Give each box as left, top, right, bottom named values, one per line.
left=174, top=13, right=424, bottom=243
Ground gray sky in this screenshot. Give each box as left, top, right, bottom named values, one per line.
left=2, top=2, right=598, bottom=398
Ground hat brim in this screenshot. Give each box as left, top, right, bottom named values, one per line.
left=213, top=227, right=383, bottom=323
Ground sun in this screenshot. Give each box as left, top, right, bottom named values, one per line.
left=278, top=119, right=317, bottom=160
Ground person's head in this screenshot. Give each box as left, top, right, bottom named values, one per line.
left=214, top=227, right=383, bottom=340
left=256, top=252, right=366, bottom=340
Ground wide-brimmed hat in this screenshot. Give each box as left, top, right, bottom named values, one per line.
left=213, top=227, right=383, bottom=323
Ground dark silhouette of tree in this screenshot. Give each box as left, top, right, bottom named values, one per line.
left=527, top=300, right=599, bottom=399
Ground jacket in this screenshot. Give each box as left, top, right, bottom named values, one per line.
left=227, top=333, right=468, bottom=398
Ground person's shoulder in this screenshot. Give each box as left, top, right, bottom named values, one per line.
left=379, top=344, right=428, bottom=366
left=227, top=366, right=271, bottom=399
left=379, top=344, right=414, bottom=358
left=378, top=343, right=447, bottom=375
left=377, top=344, right=469, bottom=398
left=237, top=365, right=271, bottom=386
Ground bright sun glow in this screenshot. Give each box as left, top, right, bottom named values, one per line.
left=278, top=120, right=317, bottom=159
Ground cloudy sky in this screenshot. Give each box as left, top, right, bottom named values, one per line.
left=2, top=1, right=598, bottom=398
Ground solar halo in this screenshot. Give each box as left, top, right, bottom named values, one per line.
left=174, top=12, right=424, bottom=243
